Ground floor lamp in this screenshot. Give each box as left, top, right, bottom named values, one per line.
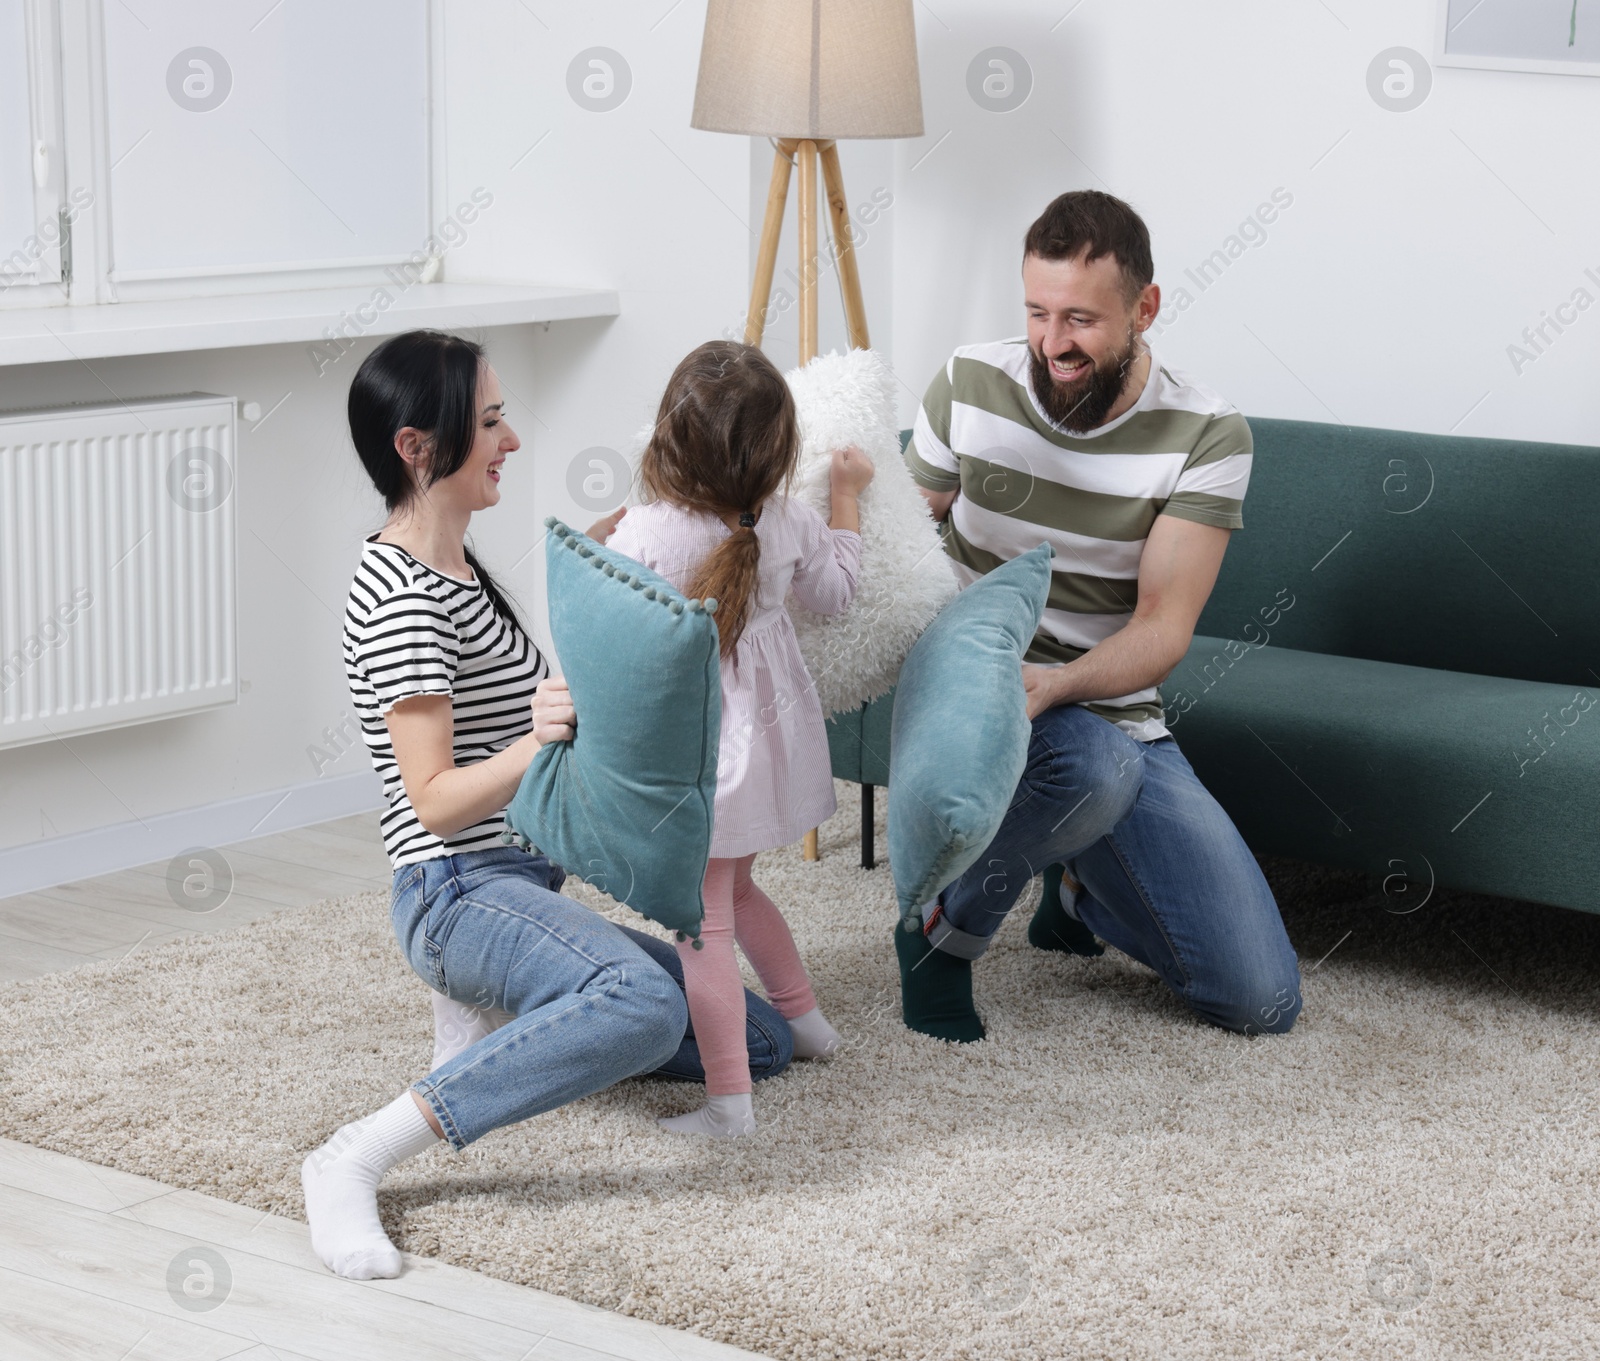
left=692, top=0, right=924, bottom=860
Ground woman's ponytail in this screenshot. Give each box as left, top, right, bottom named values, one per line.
left=462, top=543, right=527, bottom=640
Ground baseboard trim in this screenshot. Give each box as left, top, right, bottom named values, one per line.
left=0, top=769, right=386, bottom=898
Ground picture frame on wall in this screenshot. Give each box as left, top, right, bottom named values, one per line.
left=1435, top=0, right=1600, bottom=77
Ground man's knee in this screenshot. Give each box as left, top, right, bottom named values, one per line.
left=1027, top=705, right=1144, bottom=834
left=1203, top=969, right=1303, bottom=1036
left=1244, top=975, right=1303, bottom=1035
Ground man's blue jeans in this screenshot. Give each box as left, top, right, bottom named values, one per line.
left=392, top=846, right=792, bottom=1149
left=925, top=703, right=1303, bottom=1035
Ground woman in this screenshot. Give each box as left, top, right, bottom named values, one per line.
left=304, top=329, right=792, bottom=1281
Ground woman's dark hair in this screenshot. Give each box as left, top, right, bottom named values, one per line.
left=348, top=329, right=525, bottom=633
left=1023, top=190, right=1154, bottom=304
left=638, top=340, right=799, bottom=657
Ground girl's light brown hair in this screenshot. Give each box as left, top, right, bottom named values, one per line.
left=638, top=341, right=799, bottom=656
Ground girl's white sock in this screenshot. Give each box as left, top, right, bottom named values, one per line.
left=302, top=1092, right=441, bottom=1279
left=430, top=991, right=514, bottom=1070
left=788, top=1006, right=842, bottom=1059
left=657, top=1092, right=757, bottom=1139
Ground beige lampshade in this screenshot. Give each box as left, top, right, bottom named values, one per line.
left=692, top=0, right=924, bottom=140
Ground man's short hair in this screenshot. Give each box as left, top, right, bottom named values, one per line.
left=1023, top=191, right=1154, bottom=304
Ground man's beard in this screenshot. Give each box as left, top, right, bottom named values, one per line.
left=1029, top=328, right=1140, bottom=433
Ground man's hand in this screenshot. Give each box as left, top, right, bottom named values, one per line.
left=1015, top=516, right=1234, bottom=718
left=1022, top=663, right=1066, bottom=721
left=919, top=486, right=957, bottom=523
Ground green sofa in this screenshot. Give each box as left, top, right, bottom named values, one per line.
left=1171, top=417, right=1599, bottom=914
left=825, top=681, right=894, bottom=867
left=828, top=419, right=1600, bottom=913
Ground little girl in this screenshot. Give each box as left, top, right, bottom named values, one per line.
left=609, top=339, right=874, bottom=1138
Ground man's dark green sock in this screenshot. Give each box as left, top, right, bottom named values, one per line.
left=1027, top=863, right=1105, bottom=957
left=895, top=918, right=985, bottom=1043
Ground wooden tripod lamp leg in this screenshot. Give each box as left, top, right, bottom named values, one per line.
left=819, top=141, right=870, bottom=350
left=805, top=144, right=880, bottom=865
left=746, top=140, right=798, bottom=347
left=744, top=138, right=828, bottom=865
left=797, top=138, right=824, bottom=863
left=796, top=139, right=820, bottom=367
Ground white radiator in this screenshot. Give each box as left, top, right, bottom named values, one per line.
left=0, top=393, right=238, bottom=749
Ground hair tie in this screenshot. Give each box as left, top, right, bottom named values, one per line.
left=738, top=511, right=756, bottom=528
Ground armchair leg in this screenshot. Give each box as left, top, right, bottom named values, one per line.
left=862, top=783, right=875, bottom=870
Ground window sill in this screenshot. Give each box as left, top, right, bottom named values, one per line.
left=0, top=281, right=620, bottom=366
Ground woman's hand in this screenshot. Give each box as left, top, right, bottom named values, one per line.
left=829, top=445, right=875, bottom=498
left=586, top=506, right=627, bottom=543
left=531, top=676, right=577, bottom=743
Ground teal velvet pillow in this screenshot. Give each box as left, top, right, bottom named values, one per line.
left=504, top=517, right=720, bottom=940
left=887, top=543, right=1053, bottom=925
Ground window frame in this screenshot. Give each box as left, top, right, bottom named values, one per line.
left=0, top=0, right=68, bottom=308
left=37, top=0, right=446, bottom=309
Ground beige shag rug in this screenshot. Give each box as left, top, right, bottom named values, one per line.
left=4, top=784, right=1600, bottom=1360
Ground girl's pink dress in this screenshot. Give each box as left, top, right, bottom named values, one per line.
left=608, top=495, right=862, bottom=857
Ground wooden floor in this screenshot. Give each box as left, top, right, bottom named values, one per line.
left=0, top=812, right=397, bottom=983
left=0, top=814, right=769, bottom=1361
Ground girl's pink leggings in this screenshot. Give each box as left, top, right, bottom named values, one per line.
left=677, top=853, right=818, bottom=1096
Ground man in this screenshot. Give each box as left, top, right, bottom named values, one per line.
left=898, top=190, right=1301, bottom=1042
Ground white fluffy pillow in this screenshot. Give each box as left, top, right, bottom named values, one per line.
left=784, top=348, right=957, bottom=715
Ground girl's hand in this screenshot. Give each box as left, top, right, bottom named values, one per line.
left=586, top=506, right=627, bottom=543
left=531, top=676, right=576, bottom=743
left=830, top=445, right=875, bottom=498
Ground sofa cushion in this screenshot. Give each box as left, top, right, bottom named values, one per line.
left=1197, top=418, right=1600, bottom=688
left=1168, top=635, right=1600, bottom=912
left=886, top=543, right=1052, bottom=924
left=504, top=517, right=720, bottom=940
left=825, top=687, right=894, bottom=786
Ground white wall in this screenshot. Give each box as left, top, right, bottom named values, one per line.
left=438, top=0, right=750, bottom=656
left=887, top=0, right=1600, bottom=446
left=0, top=0, right=749, bottom=888
left=0, top=341, right=385, bottom=880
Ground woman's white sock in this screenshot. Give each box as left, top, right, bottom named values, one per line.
left=657, top=1092, right=757, bottom=1139
left=430, top=991, right=514, bottom=1070
left=302, top=1092, right=441, bottom=1279
left=788, top=1007, right=842, bottom=1059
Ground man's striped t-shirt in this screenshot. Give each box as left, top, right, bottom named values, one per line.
left=905, top=338, right=1252, bottom=742
left=344, top=537, right=548, bottom=868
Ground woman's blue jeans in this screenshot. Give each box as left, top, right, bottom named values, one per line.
left=392, top=846, right=792, bottom=1149
left=924, top=703, right=1304, bottom=1036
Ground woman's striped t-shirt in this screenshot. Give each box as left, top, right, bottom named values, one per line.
left=344, top=536, right=547, bottom=868
left=904, top=338, right=1253, bottom=742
